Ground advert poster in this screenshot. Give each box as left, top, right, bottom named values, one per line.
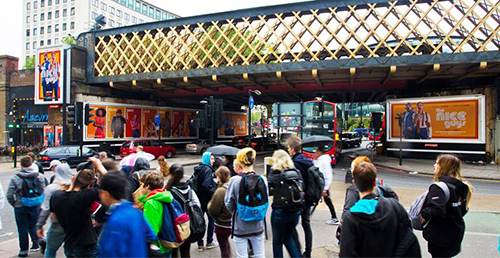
left=54, top=125, right=63, bottom=146
left=107, top=106, right=126, bottom=138
left=86, top=105, right=107, bottom=139
left=143, top=109, right=158, bottom=138
left=220, top=114, right=236, bottom=136
left=158, top=109, right=172, bottom=137
left=172, top=111, right=186, bottom=137
left=185, top=111, right=197, bottom=137
left=390, top=98, right=480, bottom=140
left=126, top=108, right=142, bottom=138
left=35, top=47, right=64, bottom=105
left=43, top=125, right=54, bottom=147
left=233, top=114, right=248, bottom=136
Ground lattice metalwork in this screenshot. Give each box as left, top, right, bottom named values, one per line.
left=93, top=0, right=500, bottom=77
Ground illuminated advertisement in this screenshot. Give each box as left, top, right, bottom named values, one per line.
left=35, top=47, right=64, bottom=105
left=43, top=125, right=54, bottom=147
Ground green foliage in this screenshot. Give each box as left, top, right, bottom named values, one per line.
left=346, top=117, right=371, bottom=132
left=62, top=36, right=76, bottom=45
left=23, top=56, right=36, bottom=69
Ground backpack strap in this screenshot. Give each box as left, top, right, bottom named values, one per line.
left=433, top=182, right=450, bottom=203
left=170, top=187, right=188, bottom=204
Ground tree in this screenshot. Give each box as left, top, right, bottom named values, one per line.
left=62, top=36, right=76, bottom=45
left=23, top=56, right=36, bottom=69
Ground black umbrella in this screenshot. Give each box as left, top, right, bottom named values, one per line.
left=302, top=135, right=334, bottom=147
left=206, top=145, right=240, bottom=156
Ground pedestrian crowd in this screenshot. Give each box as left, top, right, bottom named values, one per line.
left=3, top=140, right=476, bottom=258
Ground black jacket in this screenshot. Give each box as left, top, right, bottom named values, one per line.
left=193, top=164, right=217, bottom=209
left=131, top=157, right=151, bottom=192
left=267, top=168, right=303, bottom=210
left=422, top=177, right=469, bottom=257
left=340, top=194, right=420, bottom=257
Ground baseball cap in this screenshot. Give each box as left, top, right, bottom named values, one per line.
left=49, top=160, right=62, bottom=169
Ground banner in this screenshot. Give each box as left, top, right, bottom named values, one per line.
left=125, top=108, right=142, bottom=138
left=43, top=125, right=54, bottom=147
left=86, top=105, right=107, bottom=139
left=388, top=97, right=481, bottom=141
left=142, top=109, right=158, bottom=138
left=35, top=47, right=64, bottom=105
left=171, top=111, right=186, bottom=137
left=158, top=109, right=171, bottom=138
left=107, top=106, right=126, bottom=138
left=54, top=125, right=63, bottom=146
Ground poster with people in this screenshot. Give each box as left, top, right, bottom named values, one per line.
left=126, top=108, right=142, bottom=138
left=388, top=95, right=483, bottom=142
left=220, top=114, right=236, bottom=136
left=86, top=105, right=107, bottom=139
left=43, top=125, right=55, bottom=147
left=107, top=106, right=127, bottom=138
left=55, top=125, right=63, bottom=146
left=35, top=47, right=64, bottom=105
left=158, top=109, right=171, bottom=137
left=171, top=111, right=186, bottom=137
left=186, top=111, right=197, bottom=137
left=143, top=109, right=159, bottom=138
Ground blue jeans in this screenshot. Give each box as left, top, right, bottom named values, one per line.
left=271, top=209, right=301, bottom=258
left=197, top=209, right=215, bottom=247
left=64, top=244, right=97, bottom=258
left=14, top=206, right=40, bottom=252
left=45, top=222, right=65, bottom=258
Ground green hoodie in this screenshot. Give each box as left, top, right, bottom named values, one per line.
left=139, top=189, right=174, bottom=253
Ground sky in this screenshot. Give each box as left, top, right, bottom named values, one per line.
left=0, top=0, right=306, bottom=61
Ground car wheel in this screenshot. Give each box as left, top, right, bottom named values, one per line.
left=166, top=151, right=173, bottom=158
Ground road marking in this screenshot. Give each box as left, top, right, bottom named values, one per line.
left=464, top=231, right=500, bottom=237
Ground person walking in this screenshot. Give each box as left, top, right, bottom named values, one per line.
left=36, top=163, right=73, bottom=258
left=208, top=166, right=233, bottom=258
left=267, top=150, right=303, bottom=258
left=166, top=164, right=202, bottom=258
left=339, top=162, right=420, bottom=257
left=421, top=154, right=472, bottom=258
left=7, top=156, right=47, bottom=257
left=97, top=172, right=157, bottom=257
left=286, top=136, right=314, bottom=258
left=225, top=148, right=268, bottom=258
left=313, top=147, right=338, bottom=225
left=192, top=152, right=218, bottom=252
left=49, top=157, right=107, bottom=258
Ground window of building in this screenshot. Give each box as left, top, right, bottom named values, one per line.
left=54, top=38, right=59, bottom=44
left=132, top=16, right=137, bottom=23
left=101, top=3, right=107, bottom=11
left=40, top=13, right=45, bottom=21
left=34, top=1, right=38, bottom=9
left=149, top=7, right=154, bottom=17
left=55, top=10, right=59, bottom=18
left=139, top=19, right=144, bottom=23
left=33, top=42, right=37, bottom=49
left=33, top=14, right=37, bottom=22
left=63, top=0, right=67, bottom=3
left=142, top=4, right=147, bottom=14
left=92, top=12, right=97, bottom=19
left=27, top=2, right=30, bottom=10
left=48, top=0, right=52, bottom=6
left=62, top=23, right=67, bottom=31
left=124, top=13, right=130, bottom=21
left=63, top=9, right=67, bottom=17
left=26, top=29, right=30, bottom=37
left=48, top=12, right=52, bottom=20
left=26, top=43, right=30, bottom=50
left=109, top=19, right=115, bottom=27
left=110, top=6, right=115, bottom=15
left=120, top=0, right=125, bottom=4
left=47, top=39, right=51, bottom=45
left=40, top=27, right=44, bottom=34
left=117, top=10, right=122, bottom=18
left=26, top=16, right=30, bottom=23
left=127, top=0, right=133, bottom=8
left=33, top=28, right=37, bottom=35
left=55, top=24, right=59, bottom=32
left=47, top=25, right=52, bottom=33
left=40, top=40, right=44, bottom=47
left=41, top=0, right=45, bottom=7
left=70, top=21, right=74, bottom=29
left=92, top=0, right=98, bottom=7
left=135, top=1, right=140, bottom=11
left=55, top=0, right=59, bottom=4
left=156, top=10, right=160, bottom=20
left=117, top=22, right=122, bottom=27
left=70, top=7, right=75, bottom=15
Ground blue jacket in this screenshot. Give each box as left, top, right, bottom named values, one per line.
left=194, top=152, right=217, bottom=208
left=98, top=201, right=156, bottom=258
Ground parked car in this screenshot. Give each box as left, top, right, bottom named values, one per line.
left=39, top=146, right=97, bottom=168
left=232, top=135, right=279, bottom=151
left=185, top=140, right=210, bottom=155
left=341, top=132, right=362, bottom=148
left=120, top=139, right=176, bottom=158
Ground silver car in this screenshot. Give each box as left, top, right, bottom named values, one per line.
left=185, top=140, right=210, bottom=154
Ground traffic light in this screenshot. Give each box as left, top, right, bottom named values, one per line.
left=84, top=104, right=95, bottom=126
left=67, top=104, right=76, bottom=125
left=214, top=99, right=223, bottom=129
left=75, top=102, right=83, bottom=126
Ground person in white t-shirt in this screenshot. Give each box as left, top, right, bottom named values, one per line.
left=313, top=147, right=339, bottom=225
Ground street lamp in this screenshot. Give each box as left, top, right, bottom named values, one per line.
left=248, top=90, right=261, bottom=142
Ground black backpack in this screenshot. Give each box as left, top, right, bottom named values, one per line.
left=278, top=169, right=305, bottom=212
left=304, top=166, right=325, bottom=205
left=187, top=173, right=199, bottom=194
left=170, top=187, right=206, bottom=243
left=20, top=177, right=44, bottom=207
left=236, top=172, right=269, bottom=222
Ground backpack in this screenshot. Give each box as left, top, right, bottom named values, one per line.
left=378, top=184, right=399, bottom=201
left=236, top=172, right=269, bottom=222
left=20, top=177, right=44, bottom=207
left=278, top=169, right=305, bottom=212
left=304, top=166, right=325, bottom=205
left=158, top=199, right=191, bottom=249
left=408, top=181, right=450, bottom=230
left=170, top=187, right=206, bottom=243
left=187, top=172, right=199, bottom=194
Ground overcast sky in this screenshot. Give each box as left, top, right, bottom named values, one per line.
left=0, top=0, right=306, bottom=61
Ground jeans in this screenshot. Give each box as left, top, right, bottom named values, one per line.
left=323, top=191, right=337, bottom=219
left=271, top=209, right=301, bottom=258
left=45, top=222, right=65, bottom=258
left=197, top=209, right=215, bottom=247
left=234, top=233, right=265, bottom=258
left=301, top=205, right=313, bottom=256
left=14, top=206, right=40, bottom=252
left=64, top=244, right=97, bottom=258
left=215, top=226, right=231, bottom=258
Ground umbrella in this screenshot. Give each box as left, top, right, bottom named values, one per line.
left=119, top=152, right=155, bottom=167
left=206, top=145, right=240, bottom=156
left=302, top=135, right=334, bottom=147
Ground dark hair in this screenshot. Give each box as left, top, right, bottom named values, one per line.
left=99, top=173, right=126, bottom=200
left=101, top=159, right=118, bottom=171
left=287, top=136, right=302, bottom=153
left=142, top=171, right=164, bottom=190
left=165, top=163, right=183, bottom=190
left=74, top=169, right=95, bottom=189
left=27, top=152, right=37, bottom=161
left=216, top=166, right=231, bottom=185
left=20, top=156, right=33, bottom=168
left=352, top=162, right=377, bottom=192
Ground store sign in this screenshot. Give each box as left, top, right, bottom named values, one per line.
left=22, top=109, right=49, bottom=123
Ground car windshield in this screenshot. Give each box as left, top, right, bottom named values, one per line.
left=46, top=147, right=65, bottom=155
left=342, top=133, right=353, bottom=139
left=122, top=142, right=131, bottom=147
left=302, top=142, right=333, bottom=153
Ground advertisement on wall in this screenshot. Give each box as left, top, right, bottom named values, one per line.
left=84, top=103, right=247, bottom=141
left=35, top=47, right=65, bottom=105
left=387, top=95, right=485, bottom=143
left=55, top=125, right=63, bottom=146
left=43, top=125, right=54, bottom=147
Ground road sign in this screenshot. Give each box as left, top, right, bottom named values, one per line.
left=155, top=114, right=161, bottom=127
left=249, top=96, right=255, bottom=109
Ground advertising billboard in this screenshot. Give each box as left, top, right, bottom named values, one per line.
left=387, top=95, right=485, bottom=143
left=35, top=47, right=65, bottom=105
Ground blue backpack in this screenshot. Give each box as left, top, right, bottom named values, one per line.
left=20, top=177, right=44, bottom=207
left=157, top=199, right=191, bottom=249
left=236, top=173, right=269, bottom=222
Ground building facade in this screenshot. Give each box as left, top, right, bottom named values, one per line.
left=22, top=0, right=179, bottom=64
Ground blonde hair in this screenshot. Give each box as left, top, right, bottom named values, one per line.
left=435, top=154, right=474, bottom=208
left=271, top=150, right=295, bottom=171
left=137, top=145, right=144, bottom=152
left=98, top=151, right=108, bottom=160
left=236, top=148, right=256, bottom=167
left=351, top=156, right=371, bottom=170
left=233, top=160, right=243, bottom=174
left=157, top=156, right=171, bottom=178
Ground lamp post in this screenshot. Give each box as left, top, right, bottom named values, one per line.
left=248, top=89, right=261, bottom=145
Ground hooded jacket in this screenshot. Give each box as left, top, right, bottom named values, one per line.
left=131, top=157, right=151, bottom=192
left=139, top=189, right=174, bottom=253
left=339, top=194, right=419, bottom=257
left=422, top=176, right=469, bottom=256
left=208, top=185, right=231, bottom=228
left=193, top=152, right=217, bottom=208
left=7, top=166, right=46, bottom=208
left=292, top=153, right=313, bottom=205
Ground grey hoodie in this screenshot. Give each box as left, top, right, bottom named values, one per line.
left=131, top=157, right=151, bottom=191
left=7, top=166, right=47, bottom=208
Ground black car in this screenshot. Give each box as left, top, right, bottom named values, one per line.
left=39, top=146, right=97, bottom=168
left=341, top=132, right=362, bottom=149
left=232, top=135, right=279, bottom=151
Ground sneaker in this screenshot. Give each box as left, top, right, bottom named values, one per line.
left=18, top=251, right=28, bottom=257
left=30, top=246, right=40, bottom=252
left=198, top=246, right=204, bottom=252
left=326, top=218, right=340, bottom=225
left=206, top=243, right=219, bottom=250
